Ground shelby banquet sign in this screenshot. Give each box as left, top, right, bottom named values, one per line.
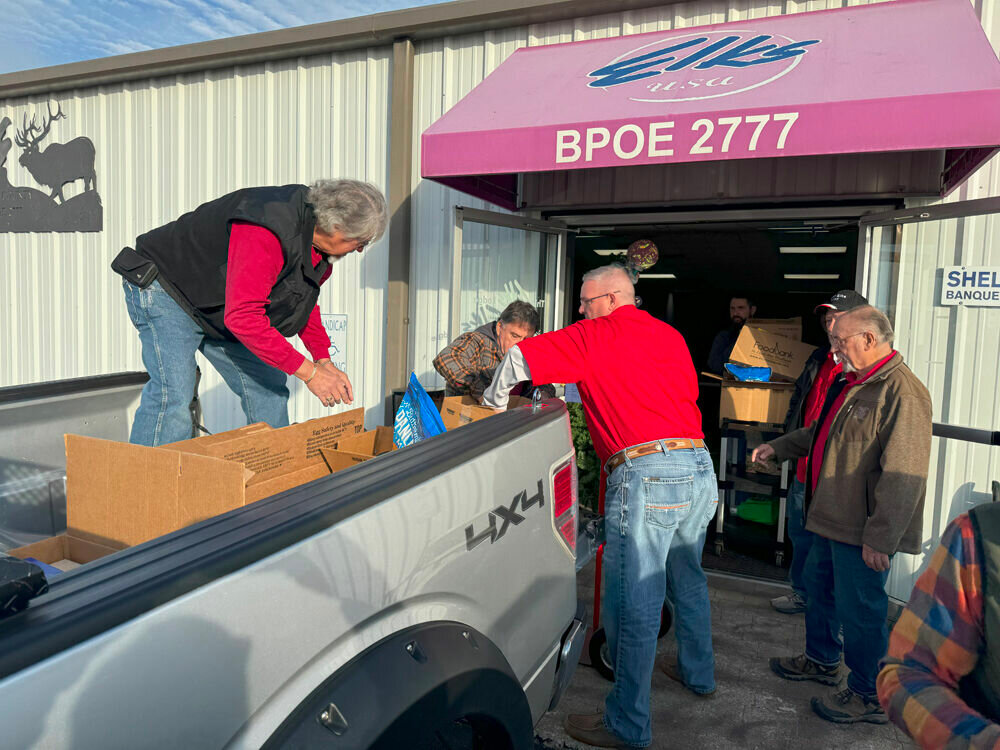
left=0, top=101, right=102, bottom=233
left=555, top=31, right=819, bottom=165
left=941, top=267, right=1000, bottom=306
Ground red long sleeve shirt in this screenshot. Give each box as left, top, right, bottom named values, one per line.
left=223, top=222, right=331, bottom=374
left=516, top=304, right=703, bottom=464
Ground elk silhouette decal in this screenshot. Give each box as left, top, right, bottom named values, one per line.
left=0, top=100, right=102, bottom=233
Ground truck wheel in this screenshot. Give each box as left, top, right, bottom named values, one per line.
left=589, top=605, right=673, bottom=682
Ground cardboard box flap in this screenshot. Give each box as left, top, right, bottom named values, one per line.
left=746, top=317, right=802, bottom=340
left=6, top=533, right=125, bottom=565
left=728, top=326, right=817, bottom=381
left=65, top=435, right=245, bottom=548
left=244, top=462, right=334, bottom=505
left=320, top=447, right=374, bottom=474
left=439, top=395, right=531, bottom=430
left=335, top=426, right=396, bottom=456
left=170, top=408, right=364, bottom=484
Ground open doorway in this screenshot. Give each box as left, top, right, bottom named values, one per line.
left=566, top=212, right=862, bottom=579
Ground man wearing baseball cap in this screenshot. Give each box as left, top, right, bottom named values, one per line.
left=770, top=290, right=868, bottom=615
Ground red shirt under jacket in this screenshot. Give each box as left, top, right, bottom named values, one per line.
left=796, top=352, right=842, bottom=484
left=223, top=221, right=332, bottom=374
left=809, top=351, right=896, bottom=494
left=516, top=304, right=703, bottom=464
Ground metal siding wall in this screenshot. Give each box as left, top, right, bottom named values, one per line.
left=879, top=0, right=1000, bottom=602
left=409, top=0, right=891, bottom=386
left=1, top=48, right=392, bottom=433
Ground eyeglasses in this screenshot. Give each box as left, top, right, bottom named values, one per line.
left=579, top=291, right=619, bottom=307
left=830, top=331, right=866, bottom=348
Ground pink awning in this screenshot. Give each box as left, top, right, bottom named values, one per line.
left=422, top=0, right=1000, bottom=209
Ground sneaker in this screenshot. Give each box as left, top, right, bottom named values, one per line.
left=769, top=653, right=841, bottom=686
left=563, top=712, right=633, bottom=748
left=770, top=592, right=807, bottom=614
left=811, top=687, right=888, bottom=724
left=659, top=660, right=716, bottom=698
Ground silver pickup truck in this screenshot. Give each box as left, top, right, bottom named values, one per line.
left=0, top=376, right=587, bottom=749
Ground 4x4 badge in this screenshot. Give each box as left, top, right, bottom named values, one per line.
left=465, top=480, right=545, bottom=551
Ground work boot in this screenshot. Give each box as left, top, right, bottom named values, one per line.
left=770, top=591, right=807, bottom=614
left=769, top=653, right=841, bottom=686
left=811, top=687, right=889, bottom=724
left=659, top=659, right=716, bottom=698
left=563, top=711, right=634, bottom=748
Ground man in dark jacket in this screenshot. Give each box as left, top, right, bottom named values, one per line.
left=771, top=290, right=868, bottom=615
left=433, top=301, right=555, bottom=401
left=706, top=295, right=756, bottom=374
left=115, top=180, right=388, bottom=446
left=753, top=305, right=932, bottom=725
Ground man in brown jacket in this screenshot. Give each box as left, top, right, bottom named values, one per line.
left=752, top=305, right=932, bottom=726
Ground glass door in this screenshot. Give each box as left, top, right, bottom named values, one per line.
left=450, top=207, right=568, bottom=340
left=858, top=199, right=1000, bottom=601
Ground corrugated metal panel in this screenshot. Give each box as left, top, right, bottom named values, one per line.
left=522, top=151, right=944, bottom=208
left=1, top=48, right=392, bottom=433
left=877, top=0, right=1000, bottom=601
left=409, top=0, right=893, bottom=386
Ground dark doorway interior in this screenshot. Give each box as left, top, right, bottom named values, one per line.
left=569, top=216, right=860, bottom=576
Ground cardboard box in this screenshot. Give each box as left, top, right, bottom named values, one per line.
left=64, top=409, right=364, bottom=549
left=746, top=317, right=802, bottom=340
left=728, top=326, right=817, bottom=382
left=720, top=380, right=794, bottom=425
left=7, top=533, right=125, bottom=567
left=320, top=426, right=397, bottom=473
left=439, top=396, right=532, bottom=431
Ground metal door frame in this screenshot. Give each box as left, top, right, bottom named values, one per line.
left=450, top=206, right=571, bottom=341
left=856, top=195, right=1000, bottom=446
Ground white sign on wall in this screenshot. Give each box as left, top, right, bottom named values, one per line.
left=941, top=267, right=1000, bottom=306
left=320, top=314, right=348, bottom=371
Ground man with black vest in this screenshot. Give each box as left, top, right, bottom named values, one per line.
left=113, top=180, right=388, bottom=446
left=878, top=502, right=1000, bottom=748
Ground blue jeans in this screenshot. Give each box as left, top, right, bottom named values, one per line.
left=123, top=279, right=290, bottom=446
left=803, top=535, right=890, bottom=700
left=786, top=479, right=814, bottom=600
left=603, top=444, right=718, bottom=747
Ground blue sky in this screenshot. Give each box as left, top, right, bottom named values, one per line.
left=0, top=0, right=438, bottom=75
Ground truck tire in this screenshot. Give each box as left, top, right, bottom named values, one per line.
left=264, top=622, right=534, bottom=750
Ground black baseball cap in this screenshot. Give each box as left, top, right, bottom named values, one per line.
left=814, top=289, right=868, bottom=314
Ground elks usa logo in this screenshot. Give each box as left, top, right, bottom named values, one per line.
left=587, top=31, right=821, bottom=103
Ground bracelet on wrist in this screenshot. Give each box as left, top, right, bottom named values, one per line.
left=304, top=362, right=318, bottom=384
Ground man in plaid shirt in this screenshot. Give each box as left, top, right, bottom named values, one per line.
left=878, top=503, right=1000, bottom=748
left=433, top=300, right=555, bottom=401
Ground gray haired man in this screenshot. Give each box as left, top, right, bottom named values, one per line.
left=753, top=305, right=932, bottom=725
left=114, top=179, right=388, bottom=446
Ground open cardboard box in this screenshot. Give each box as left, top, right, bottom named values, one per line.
left=703, top=371, right=795, bottom=426
left=8, top=409, right=365, bottom=566
left=439, top=395, right=532, bottom=431
left=6, top=533, right=126, bottom=570
left=728, top=326, right=817, bottom=382
left=320, top=426, right=397, bottom=472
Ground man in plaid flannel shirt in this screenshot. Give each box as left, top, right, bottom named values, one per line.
left=433, top=300, right=555, bottom=402
left=878, top=503, right=1000, bottom=749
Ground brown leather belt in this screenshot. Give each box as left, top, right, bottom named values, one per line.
left=605, top=438, right=707, bottom=474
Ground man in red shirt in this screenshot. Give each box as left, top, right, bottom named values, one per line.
left=771, top=290, right=868, bottom=615
left=114, top=180, right=387, bottom=446
left=483, top=264, right=715, bottom=749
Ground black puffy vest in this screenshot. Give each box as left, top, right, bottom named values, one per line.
left=135, top=184, right=329, bottom=340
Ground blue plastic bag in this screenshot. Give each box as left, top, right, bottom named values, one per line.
left=724, top=363, right=772, bottom=382
left=393, top=373, right=447, bottom=448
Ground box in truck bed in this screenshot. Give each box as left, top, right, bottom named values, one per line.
left=11, top=409, right=364, bottom=562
